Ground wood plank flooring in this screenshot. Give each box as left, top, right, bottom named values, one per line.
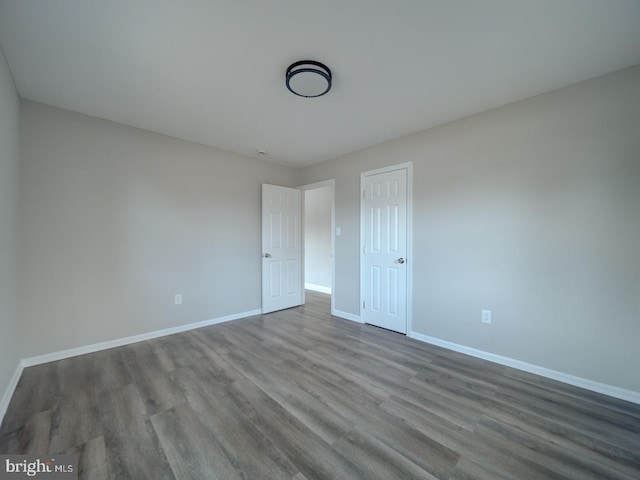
left=1, top=290, right=639, bottom=479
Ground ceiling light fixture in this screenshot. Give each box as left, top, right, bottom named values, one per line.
left=285, top=60, right=332, bottom=98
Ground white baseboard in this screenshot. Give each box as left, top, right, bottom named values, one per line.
left=408, top=331, right=640, bottom=405
left=0, top=363, right=25, bottom=428
left=21, top=309, right=262, bottom=368
left=305, top=283, right=332, bottom=294
left=332, top=309, right=363, bottom=324
left=1, top=309, right=261, bottom=426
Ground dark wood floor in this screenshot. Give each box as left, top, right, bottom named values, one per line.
left=1, top=291, right=639, bottom=479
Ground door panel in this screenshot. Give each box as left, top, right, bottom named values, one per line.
left=262, top=184, right=302, bottom=313
left=362, top=169, right=408, bottom=333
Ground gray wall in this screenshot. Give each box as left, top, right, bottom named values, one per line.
left=304, top=187, right=332, bottom=290
left=18, top=101, right=298, bottom=357
left=0, top=47, right=20, bottom=406
left=299, top=65, right=640, bottom=392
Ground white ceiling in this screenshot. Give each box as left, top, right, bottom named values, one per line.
left=1, top=1, right=639, bottom=167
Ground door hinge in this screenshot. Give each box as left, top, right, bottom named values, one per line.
left=363, top=245, right=366, bottom=254
left=362, top=190, right=366, bottom=199
left=362, top=301, right=365, bottom=309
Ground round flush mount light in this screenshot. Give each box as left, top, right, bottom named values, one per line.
left=285, top=60, right=332, bottom=98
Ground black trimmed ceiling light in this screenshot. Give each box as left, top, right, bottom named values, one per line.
left=285, top=60, right=332, bottom=98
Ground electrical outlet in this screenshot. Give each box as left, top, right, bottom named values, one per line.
left=482, top=309, right=492, bottom=324
left=174, top=294, right=183, bottom=306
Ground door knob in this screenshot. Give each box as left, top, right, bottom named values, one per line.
left=396, top=257, right=405, bottom=264
left=263, top=253, right=272, bottom=258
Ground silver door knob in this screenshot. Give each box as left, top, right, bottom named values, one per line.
left=263, top=253, right=272, bottom=258
left=396, top=257, right=405, bottom=264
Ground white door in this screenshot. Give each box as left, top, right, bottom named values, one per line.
left=262, top=184, right=303, bottom=314
left=362, top=168, right=408, bottom=333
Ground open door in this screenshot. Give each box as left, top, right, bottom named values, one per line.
left=261, top=184, right=303, bottom=313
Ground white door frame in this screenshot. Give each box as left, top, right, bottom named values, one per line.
left=360, top=163, right=413, bottom=333
left=300, top=179, right=336, bottom=316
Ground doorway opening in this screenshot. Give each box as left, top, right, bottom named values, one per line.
left=301, top=180, right=335, bottom=315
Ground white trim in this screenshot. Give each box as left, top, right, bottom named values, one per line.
left=360, top=162, right=413, bottom=334
left=0, top=363, right=24, bottom=426
left=408, top=331, right=640, bottom=405
left=299, top=180, right=335, bottom=191
left=21, top=309, right=262, bottom=368
left=305, top=283, right=332, bottom=294
left=406, top=164, right=413, bottom=335
left=332, top=309, right=363, bottom=324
